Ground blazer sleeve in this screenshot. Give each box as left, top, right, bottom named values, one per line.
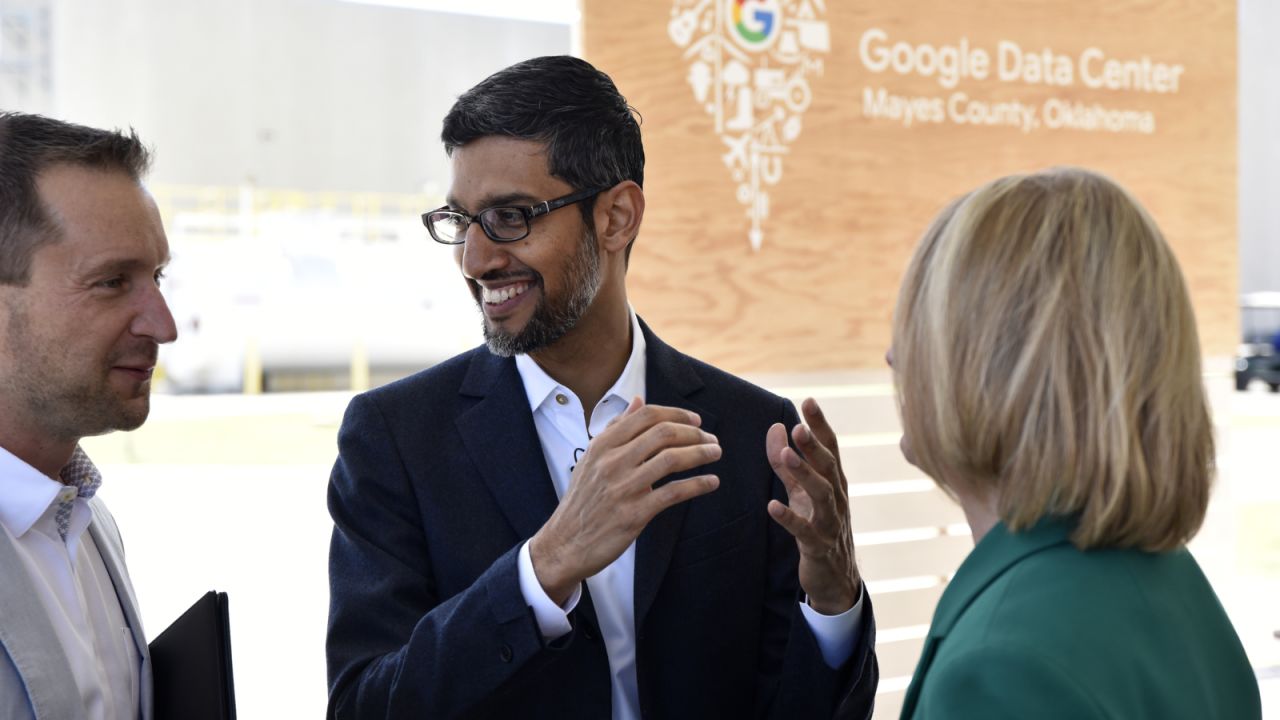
left=325, top=393, right=556, bottom=719
left=761, top=399, right=879, bottom=720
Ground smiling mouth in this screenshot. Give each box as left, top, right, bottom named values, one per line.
left=481, top=282, right=531, bottom=305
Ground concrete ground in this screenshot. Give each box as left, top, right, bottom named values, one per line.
left=82, top=368, right=1279, bottom=718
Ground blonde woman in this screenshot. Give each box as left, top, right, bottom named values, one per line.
left=893, top=168, right=1261, bottom=719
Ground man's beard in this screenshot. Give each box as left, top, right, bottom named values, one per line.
left=480, top=229, right=602, bottom=358
left=1, top=301, right=154, bottom=444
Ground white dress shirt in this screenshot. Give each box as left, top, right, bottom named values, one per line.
left=514, top=311, right=862, bottom=720
left=0, top=445, right=141, bottom=720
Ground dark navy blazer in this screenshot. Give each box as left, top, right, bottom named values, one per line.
left=326, top=320, right=878, bottom=718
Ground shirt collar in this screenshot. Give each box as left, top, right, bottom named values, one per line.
left=59, top=445, right=103, bottom=498
left=514, top=308, right=648, bottom=414
left=0, top=444, right=101, bottom=539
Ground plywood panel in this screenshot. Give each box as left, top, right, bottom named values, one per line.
left=583, top=0, right=1237, bottom=372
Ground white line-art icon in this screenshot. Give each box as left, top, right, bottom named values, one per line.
left=669, top=0, right=830, bottom=251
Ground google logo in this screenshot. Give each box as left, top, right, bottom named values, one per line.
left=731, top=0, right=781, bottom=51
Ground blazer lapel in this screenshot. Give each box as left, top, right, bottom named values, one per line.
left=632, top=320, right=718, bottom=631
left=86, top=498, right=153, bottom=720
left=899, top=516, right=1076, bottom=718
left=455, top=350, right=560, bottom=540
left=0, top=524, right=86, bottom=720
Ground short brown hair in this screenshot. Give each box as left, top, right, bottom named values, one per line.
left=0, top=112, right=151, bottom=285
left=892, top=167, right=1213, bottom=551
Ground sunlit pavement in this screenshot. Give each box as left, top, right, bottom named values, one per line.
left=82, top=371, right=1280, bottom=718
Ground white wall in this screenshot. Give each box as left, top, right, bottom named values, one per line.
left=48, top=0, right=569, bottom=193
left=1239, top=0, right=1280, bottom=298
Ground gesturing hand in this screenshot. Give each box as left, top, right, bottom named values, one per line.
left=529, top=397, right=722, bottom=605
left=765, top=398, right=861, bottom=615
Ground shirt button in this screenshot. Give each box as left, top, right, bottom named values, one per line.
left=499, top=644, right=513, bottom=663
left=555, top=394, right=568, bottom=405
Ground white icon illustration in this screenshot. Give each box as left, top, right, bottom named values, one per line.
left=669, top=0, right=829, bottom=250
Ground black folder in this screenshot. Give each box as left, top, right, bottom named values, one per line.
left=149, top=590, right=237, bottom=720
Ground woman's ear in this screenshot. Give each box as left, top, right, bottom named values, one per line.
left=593, top=181, right=645, bottom=255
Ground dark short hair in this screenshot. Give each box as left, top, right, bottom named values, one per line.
left=442, top=56, right=644, bottom=254
left=0, top=112, right=152, bottom=285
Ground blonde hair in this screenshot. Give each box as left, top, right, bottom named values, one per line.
left=892, top=167, right=1213, bottom=551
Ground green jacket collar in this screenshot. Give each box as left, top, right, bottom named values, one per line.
left=928, top=514, right=1077, bottom=638
left=900, top=515, right=1078, bottom=718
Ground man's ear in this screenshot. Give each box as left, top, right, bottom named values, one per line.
left=593, top=181, right=645, bottom=256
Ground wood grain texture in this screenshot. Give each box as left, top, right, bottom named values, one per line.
left=584, top=0, right=1237, bottom=372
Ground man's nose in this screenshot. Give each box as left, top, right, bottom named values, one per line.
left=457, top=222, right=509, bottom=280
left=133, top=283, right=179, bottom=344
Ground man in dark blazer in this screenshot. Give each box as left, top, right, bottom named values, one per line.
left=326, top=56, right=878, bottom=719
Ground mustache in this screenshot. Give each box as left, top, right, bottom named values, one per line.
left=107, top=343, right=159, bottom=368
left=474, top=270, right=541, bottom=284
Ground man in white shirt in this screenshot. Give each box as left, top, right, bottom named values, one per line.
left=0, top=112, right=177, bottom=720
left=327, top=56, right=877, bottom=719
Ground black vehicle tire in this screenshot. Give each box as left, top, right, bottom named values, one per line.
left=1236, top=374, right=1250, bottom=391
left=1269, top=382, right=1280, bottom=393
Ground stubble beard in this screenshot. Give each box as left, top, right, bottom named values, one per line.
left=480, top=229, right=603, bottom=358
left=2, top=301, right=152, bottom=444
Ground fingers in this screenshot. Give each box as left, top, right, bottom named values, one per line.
left=599, top=402, right=702, bottom=448
left=800, top=397, right=836, bottom=446
left=770, top=403, right=861, bottom=611
left=766, top=422, right=805, bottom=498
left=767, top=498, right=817, bottom=544
left=602, top=403, right=717, bottom=477
left=647, top=474, right=720, bottom=515
left=622, top=395, right=644, bottom=417
left=790, top=401, right=848, bottom=515
left=544, top=402, right=718, bottom=590
left=629, top=420, right=717, bottom=462
left=634, top=440, right=722, bottom=485
left=603, top=396, right=645, bottom=432
left=589, top=402, right=720, bottom=489
left=765, top=422, right=789, bottom=468
left=768, top=412, right=845, bottom=524
left=791, top=423, right=840, bottom=487
left=777, top=443, right=835, bottom=515
left=797, top=398, right=843, bottom=475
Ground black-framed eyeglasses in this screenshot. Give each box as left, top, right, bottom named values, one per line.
left=422, top=186, right=608, bottom=245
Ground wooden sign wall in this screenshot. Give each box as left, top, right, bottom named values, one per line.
left=583, top=0, right=1237, bottom=371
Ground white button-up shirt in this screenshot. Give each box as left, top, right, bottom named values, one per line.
left=514, top=311, right=861, bottom=719
left=0, top=445, right=141, bottom=720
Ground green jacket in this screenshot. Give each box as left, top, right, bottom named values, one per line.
left=901, top=516, right=1261, bottom=719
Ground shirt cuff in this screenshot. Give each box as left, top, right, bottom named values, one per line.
left=517, top=540, right=581, bottom=642
left=798, top=584, right=866, bottom=669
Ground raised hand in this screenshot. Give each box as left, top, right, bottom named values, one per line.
left=529, top=397, right=722, bottom=604
left=765, top=397, right=860, bottom=615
